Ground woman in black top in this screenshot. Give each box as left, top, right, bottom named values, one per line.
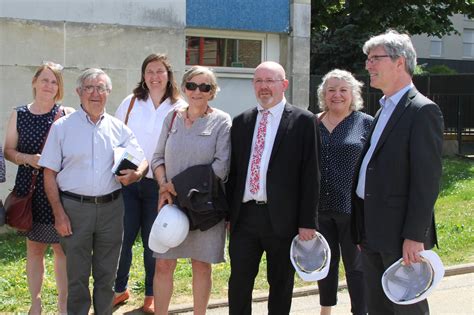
left=316, top=69, right=373, bottom=315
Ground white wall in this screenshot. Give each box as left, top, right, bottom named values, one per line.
left=0, top=0, right=186, bottom=197
left=0, top=0, right=185, bottom=28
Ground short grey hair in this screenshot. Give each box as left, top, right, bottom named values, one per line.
left=317, top=69, right=364, bottom=112
left=181, top=66, right=220, bottom=101
left=76, top=68, right=112, bottom=91
left=363, top=30, right=417, bottom=76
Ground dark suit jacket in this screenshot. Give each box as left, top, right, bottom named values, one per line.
left=351, top=87, right=444, bottom=252
left=172, top=164, right=228, bottom=231
left=227, top=103, right=320, bottom=238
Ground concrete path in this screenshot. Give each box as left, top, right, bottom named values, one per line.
left=193, top=272, right=474, bottom=315
left=115, top=264, right=474, bottom=314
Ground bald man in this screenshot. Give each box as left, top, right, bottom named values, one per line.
left=226, top=61, right=320, bottom=314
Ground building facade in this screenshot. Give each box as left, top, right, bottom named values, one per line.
left=411, top=14, right=474, bottom=73
left=0, top=0, right=311, bottom=192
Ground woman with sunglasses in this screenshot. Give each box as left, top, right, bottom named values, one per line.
left=151, top=66, right=231, bottom=315
left=4, top=62, right=74, bottom=314
left=113, top=53, right=186, bottom=313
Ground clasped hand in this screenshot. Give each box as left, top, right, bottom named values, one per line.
left=158, top=181, right=177, bottom=209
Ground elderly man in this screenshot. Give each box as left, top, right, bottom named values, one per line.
left=40, top=68, right=147, bottom=314
left=226, top=61, right=320, bottom=314
left=352, top=30, right=444, bottom=314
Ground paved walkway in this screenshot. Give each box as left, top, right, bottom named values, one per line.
left=193, top=272, right=474, bottom=315
left=115, top=264, right=474, bottom=314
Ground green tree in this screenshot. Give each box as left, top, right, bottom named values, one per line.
left=311, top=0, right=474, bottom=74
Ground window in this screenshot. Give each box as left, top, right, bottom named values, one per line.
left=429, top=37, right=442, bottom=57
left=186, top=36, right=262, bottom=68
left=463, top=29, right=474, bottom=58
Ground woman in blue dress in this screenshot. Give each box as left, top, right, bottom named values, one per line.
left=4, top=62, right=74, bottom=314
left=316, top=69, right=373, bottom=315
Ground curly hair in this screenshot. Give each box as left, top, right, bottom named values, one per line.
left=317, top=69, right=364, bottom=112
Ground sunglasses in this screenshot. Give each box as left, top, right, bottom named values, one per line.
left=185, top=82, right=212, bottom=92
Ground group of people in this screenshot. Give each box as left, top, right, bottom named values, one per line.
left=2, top=29, right=443, bottom=315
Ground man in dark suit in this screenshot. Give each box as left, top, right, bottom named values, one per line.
left=351, top=30, right=444, bottom=314
left=226, top=61, right=320, bottom=314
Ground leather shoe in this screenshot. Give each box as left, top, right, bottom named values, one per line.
left=143, top=296, right=155, bottom=313
left=113, top=289, right=130, bottom=306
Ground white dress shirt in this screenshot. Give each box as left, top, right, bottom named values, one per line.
left=356, top=84, right=413, bottom=199
left=115, top=94, right=186, bottom=178
left=39, top=106, right=142, bottom=196
left=243, top=98, right=286, bottom=202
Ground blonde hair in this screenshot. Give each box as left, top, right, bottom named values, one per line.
left=32, top=62, right=64, bottom=102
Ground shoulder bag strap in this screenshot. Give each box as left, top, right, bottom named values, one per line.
left=169, top=110, right=178, bottom=133
left=29, top=105, right=64, bottom=191
left=124, top=96, right=137, bottom=125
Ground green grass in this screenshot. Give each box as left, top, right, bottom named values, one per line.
left=433, top=156, right=474, bottom=264
left=0, top=156, right=472, bottom=312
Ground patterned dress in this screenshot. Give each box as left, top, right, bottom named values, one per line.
left=15, top=104, right=62, bottom=243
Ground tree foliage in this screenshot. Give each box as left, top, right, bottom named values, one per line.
left=311, top=0, right=474, bottom=74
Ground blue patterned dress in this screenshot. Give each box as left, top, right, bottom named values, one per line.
left=15, top=104, right=62, bottom=243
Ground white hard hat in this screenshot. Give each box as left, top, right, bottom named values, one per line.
left=382, top=250, right=445, bottom=305
left=290, top=232, right=331, bottom=282
left=149, top=204, right=189, bottom=254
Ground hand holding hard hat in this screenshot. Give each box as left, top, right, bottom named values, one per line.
left=290, top=232, right=331, bottom=282
left=382, top=250, right=445, bottom=305
left=149, top=204, right=189, bottom=254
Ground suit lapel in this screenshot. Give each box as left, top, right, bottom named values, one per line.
left=269, top=103, right=292, bottom=165
left=372, top=88, right=417, bottom=157
left=364, top=109, right=381, bottom=148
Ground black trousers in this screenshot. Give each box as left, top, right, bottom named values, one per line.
left=228, top=202, right=295, bottom=315
left=361, top=246, right=430, bottom=315
left=317, top=212, right=367, bottom=315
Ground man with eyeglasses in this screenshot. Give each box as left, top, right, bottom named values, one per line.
left=226, top=61, right=320, bottom=314
left=40, top=68, right=146, bottom=314
left=351, top=30, right=444, bottom=314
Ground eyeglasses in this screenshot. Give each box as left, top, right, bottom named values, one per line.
left=42, top=61, right=64, bottom=71
left=81, top=85, right=110, bottom=94
left=365, top=55, right=391, bottom=64
left=185, top=82, right=212, bottom=92
left=253, top=79, right=284, bottom=86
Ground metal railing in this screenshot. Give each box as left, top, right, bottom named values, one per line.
left=309, top=74, right=474, bottom=154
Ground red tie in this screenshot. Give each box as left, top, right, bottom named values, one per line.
left=250, top=110, right=270, bottom=194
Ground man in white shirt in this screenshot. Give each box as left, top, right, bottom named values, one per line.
left=226, top=61, right=320, bottom=314
left=41, top=68, right=146, bottom=314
